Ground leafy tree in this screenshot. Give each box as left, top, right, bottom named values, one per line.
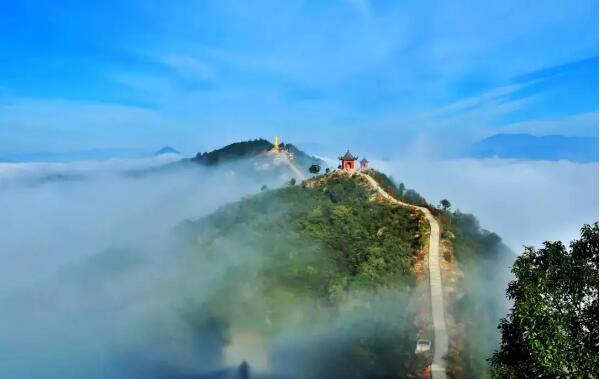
left=325, top=168, right=331, bottom=174
left=490, top=222, right=599, bottom=378
left=289, top=178, right=296, bottom=186
left=309, top=164, right=321, bottom=175
left=397, top=182, right=405, bottom=195
left=260, top=185, right=268, bottom=191
left=439, top=199, right=451, bottom=212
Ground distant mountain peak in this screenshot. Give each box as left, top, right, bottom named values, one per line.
left=469, top=133, right=598, bottom=162
left=155, top=146, right=180, bottom=156
left=190, top=138, right=323, bottom=168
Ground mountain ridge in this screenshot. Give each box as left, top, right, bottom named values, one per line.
left=168, top=168, right=514, bottom=378
left=190, top=138, right=325, bottom=169
left=174, top=169, right=428, bottom=377
left=155, top=146, right=180, bottom=156
left=469, top=133, right=598, bottom=162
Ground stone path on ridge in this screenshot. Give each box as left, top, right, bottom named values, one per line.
left=358, top=172, right=448, bottom=379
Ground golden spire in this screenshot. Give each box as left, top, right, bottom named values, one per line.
left=274, top=135, right=279, bottom=152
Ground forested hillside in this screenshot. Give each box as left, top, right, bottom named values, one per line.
left=191, top=139, right=272, bottom=165
left=175, top=173, right=427, bottom=378
left=191, top=138, right=324, bottom=169
left=169, top=167, right=519, bottom=379
left=50, top=161, right=518, bottom=379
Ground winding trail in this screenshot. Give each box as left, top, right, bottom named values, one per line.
left=358, top=172, right=448, bottom=379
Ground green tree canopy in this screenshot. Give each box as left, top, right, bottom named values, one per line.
left=309, top=164, right=321, bottom=174
left=490, top=222, right=599, bottom=378
left=439, top=199, right=451, bottom=212
left=397, top=182, right=405, bottom=195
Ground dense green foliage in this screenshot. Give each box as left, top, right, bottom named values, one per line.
left=490, top=223, right=599, bottom=378
left=439, top=199, right=451, bottom=212
left=175, top=167, right=521, bottom=378
left=177, top=174, right=425, bottom=378
left=186, top=174, right=423, bottom=296
left=308, top=164, right=321, bottom=174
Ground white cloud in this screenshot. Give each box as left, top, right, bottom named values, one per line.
left=0, top=159, right=291, bottom=378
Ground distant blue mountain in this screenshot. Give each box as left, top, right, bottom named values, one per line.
left=469, top=134, right=598, bottom=162
left=154, top=146, right=180, bottom=155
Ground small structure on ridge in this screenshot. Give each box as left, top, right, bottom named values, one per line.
left=360, top=158, right=369, bottom=170
left=339, top=150, right=358, bottom=170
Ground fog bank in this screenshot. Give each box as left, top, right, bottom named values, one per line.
left=2, top=156, right=418, bottom=379
left=0, top=158, right=294, bottom=378
left=1, top=155, right=595, bottom=378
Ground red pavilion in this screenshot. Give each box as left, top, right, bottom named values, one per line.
left=339, top=150, right=358, bottom=170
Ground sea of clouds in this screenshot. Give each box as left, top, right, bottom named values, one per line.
left=0, top=155, right=597, bottom=378
left=0, top=157, right=293, bottom=378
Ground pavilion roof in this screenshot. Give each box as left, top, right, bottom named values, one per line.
left=338, top=150, right=358, bottom=161
left=360, top=157, right=369, bottom=163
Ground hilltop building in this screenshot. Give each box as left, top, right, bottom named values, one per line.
left=339, top=150, right=358, bottom=170
left=360, top=158, right=369, bottom=170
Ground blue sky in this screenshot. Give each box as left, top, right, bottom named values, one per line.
left=0, top=0, right=597, bottom=157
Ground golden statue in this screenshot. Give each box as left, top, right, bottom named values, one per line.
left=273, top=135, right=279, bottom=152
